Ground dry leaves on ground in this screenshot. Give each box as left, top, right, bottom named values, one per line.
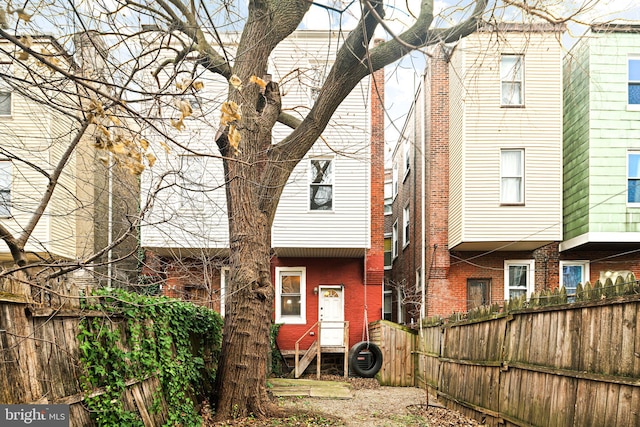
left=206, top=375, right=481, bottom=427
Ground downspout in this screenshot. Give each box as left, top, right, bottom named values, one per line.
left=420, top=71, right=427, bottom=321
left=107, top=157, right=113, bottom=288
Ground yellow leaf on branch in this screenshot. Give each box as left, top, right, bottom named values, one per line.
left=15, top=9, right=32, bottom=22
left=229, top=75, right=243, bottom=90
left=228, top=125, right=241, bottom=155
left=146, top=153, right=157, bottom=167
left=220, top=101, right=241, bottom=126
left=250, top=75, right=267, bottom=90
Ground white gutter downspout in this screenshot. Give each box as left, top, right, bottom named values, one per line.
left=420, top=71, right=427, bottom=321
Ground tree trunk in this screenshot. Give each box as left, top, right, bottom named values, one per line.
left=213, top=201, right=274, bottom=419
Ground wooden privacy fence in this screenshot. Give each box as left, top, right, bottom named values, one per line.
left=370, top=320, right=417, bottom=386
left=415, top=294, right=640, bottom=427
left=0, top=273, right=219, bottom=426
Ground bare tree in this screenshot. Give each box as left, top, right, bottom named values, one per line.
left=0, top=0, right=618, bottom=420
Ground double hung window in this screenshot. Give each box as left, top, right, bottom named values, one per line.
left=501, top=55, right=523, bottom=106
left=504, top=260, right=534, bottom=301
left=628, top=57, right=640, bottom=106
left=309, top=158, right=333, bottom=210
left=501, top=149, right=524, bottom=204
left=275, top=267, right=306, bottom=324
left=0, top=160, right=10, bottom=217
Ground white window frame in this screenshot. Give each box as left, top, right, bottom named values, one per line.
left=628, top=56, right=640, bottom=110
left=403, top=204, right=410, bottom=248
left=384, top=233, right=392, bottom=270
left=504, top=260, right=535, bottom=301
left=392, top=220, right=398, bottom=259
left=560, top=261, right=590, bottom=298
left=403, top=138, right=410, bottom=179
left=500, top=149, right=524, bottom=205
left=309, top=157, right=333, bottom=211
left=383, top=282, right=392, bottom=321
left=392, top=164, right=398, bottom=200
left=500, top=54, right=524, bottom=107
left=627, top=151, right=640, bottom=206
left=0, top=61, right=13, bottom=117
left=0, top=159, right=11, bottom=217
left=275, top=267, right=306, bottom=324
left=384, top=180, right=392, bottom=215
left=220, top=267, right=228, bottom=317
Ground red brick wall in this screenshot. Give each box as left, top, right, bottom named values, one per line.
left=272, top=257, right=383, bottom=351
left=366, top=62, right=385, bottom=287
left=423, top=47, right=452, bottom=317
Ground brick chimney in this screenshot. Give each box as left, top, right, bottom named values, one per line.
left=365, top=39, right=385, bottom=286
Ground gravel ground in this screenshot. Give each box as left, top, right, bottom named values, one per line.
left=206, top=376, right=482, bottom=427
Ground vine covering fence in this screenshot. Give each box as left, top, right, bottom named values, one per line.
left=373, top=281, right=640, bottom=427
left=0, top=273, right=222, bottom=426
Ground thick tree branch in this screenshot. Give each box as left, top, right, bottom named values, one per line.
left=16, top=119, right=91, bottom=249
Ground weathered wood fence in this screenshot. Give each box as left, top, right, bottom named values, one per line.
left=0, top=273, right=216, bottom=426
left=370, top=320, right=417, bottom=386
left=373, top=294, right=640, bottom=426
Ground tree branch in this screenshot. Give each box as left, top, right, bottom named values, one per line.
left=16, top=119, right=91, bottom=249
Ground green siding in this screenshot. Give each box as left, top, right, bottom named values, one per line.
left=589, top=32, right=640, bottom=234
left=563, top=38, right=590, bottom=239
left=564, top=30, right=640, bottom=239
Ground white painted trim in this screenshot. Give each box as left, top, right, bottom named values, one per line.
left=220, top=267, right=229, bottom=317
left=560, top=231, right=640, bottom=251
left=275, top=266, right=307, bottom=324
left=504, top=259, right=535, bottom=300
left=559, top=260, right=590, bottom=292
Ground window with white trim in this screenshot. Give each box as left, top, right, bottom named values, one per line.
left=384, top=234, right=392, bottom=269
left=384, top=180, right=392, bottom=215
left=0, top=62, right=12, bottom=116
left=220, top=267, right=228, bottom=317
left=501, top=55, right=523, bottom=106
left=560, top=261, right=589, bottom=300
left=403, top=204, right=410, bottom=247
left=628, top=57, right=640, bottom=107
left=392, top=164, right=398, bottom=199
left=504, top=260, right=534, bottom=301
left=0, top=160, right=11, bottom=217
left=383, top=281, right=392, bottom=321
left=275, top=267, right=306, bottom=324
left=403, top=138, right=410, bottom=178
left=392, top=220, right=398, bottom=259
left=628, top=151, right=640, bottom=204
left=501, top=149, right=524, bottom=204
left=309, top=158, right=333, bottom=211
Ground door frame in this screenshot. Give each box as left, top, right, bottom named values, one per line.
left=318, top=285, right=345, bottom=346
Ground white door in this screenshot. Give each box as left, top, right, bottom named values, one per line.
left=319, top=287, right=344, bottom=346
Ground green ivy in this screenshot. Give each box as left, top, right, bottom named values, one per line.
left=78, top=288, right=223, bottom=427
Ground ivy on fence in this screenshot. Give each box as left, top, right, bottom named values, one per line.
left=77, top=288, right=223, bottom=427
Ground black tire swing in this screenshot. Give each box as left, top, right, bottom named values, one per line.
left=348, top=341, right=383, bottom=378
left=349, top=278, right=383, bottom=378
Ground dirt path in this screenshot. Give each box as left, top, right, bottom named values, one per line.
left=282, top=386, right=481, bottom=427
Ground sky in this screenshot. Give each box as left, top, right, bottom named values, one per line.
left=301, top=0, right=640, bottom=155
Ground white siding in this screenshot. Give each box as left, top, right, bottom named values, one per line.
left=271, top=32, right=371, bottom=249
left=449, top=30, right=563, bottom=248
left=141, top=30, right=371, bottom=251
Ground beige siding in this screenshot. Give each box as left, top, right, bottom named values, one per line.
left=449, top=30, right=563, bottom=247
left=448, top=48, right=465, bottom=248
left=0, top=86, right=77, bottom=259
